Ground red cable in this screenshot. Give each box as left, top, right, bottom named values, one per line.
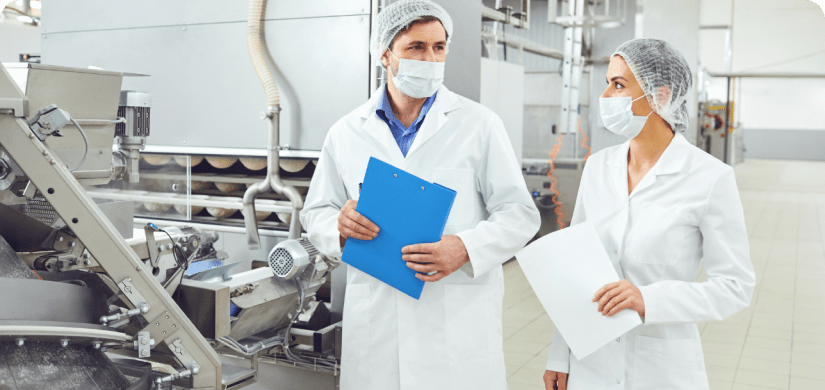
left=577, top=118, right=592, bottom=161
left=547, top=133, right=567, bottom=229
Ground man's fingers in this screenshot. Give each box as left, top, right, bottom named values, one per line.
left=402, top=254, right=433, bottom=264
left=349, top=211, right=380, bottom=234
left=598, top=286, right=623, bottom=311
left=601, top=290, right=629, bottom=315
left=402, top=242, right=434, bottom=254
left=340, top=226, right=373, bottom=241
left=406, top=261, right=436, bottom=273
left=347, top=219, right=378, bottom=238
left=415, top=271, right=443, bottom=282
left=558, top=373, right=568, bottom=390
left=593, top=281, right=620, bottom=301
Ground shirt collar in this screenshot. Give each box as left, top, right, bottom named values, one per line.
left=376, top=86, right=438, bottom=132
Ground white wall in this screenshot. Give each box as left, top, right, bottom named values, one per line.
left=480, top=58, right=524, bottom=164
left=0, top=20, right=40, bottom=63
left=699, top=0, right=825, bottom=160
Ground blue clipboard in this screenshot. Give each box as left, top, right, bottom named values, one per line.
left=341, top=157, right=456, bottom=299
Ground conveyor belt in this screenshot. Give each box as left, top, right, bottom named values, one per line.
left=0, top=341, right=131, bottom=390
left=0, top=234, right=37, bottom=280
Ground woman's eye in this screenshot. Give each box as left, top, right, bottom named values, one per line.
left=616, top=83, right=624, bottom=90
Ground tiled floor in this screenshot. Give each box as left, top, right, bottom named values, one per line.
left=502, top=159, right=825, bottom=390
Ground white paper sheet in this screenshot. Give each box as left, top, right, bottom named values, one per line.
left=515, top=222, right=642, bottom=360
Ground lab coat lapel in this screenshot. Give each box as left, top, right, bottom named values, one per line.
left=357, top=85, right=405, bottom=163
left=607, top=141, right=631, bottom=202
left=405, top=85, right=462, bottom=158
left=628, top=133, right=689, bottom=199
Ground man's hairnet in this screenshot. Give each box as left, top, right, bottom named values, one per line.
left=613, top=39, right=693, bottom=132
left=370, top=0, right=453, bottom=65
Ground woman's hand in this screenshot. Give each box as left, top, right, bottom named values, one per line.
left=544, top=370, right=568, bottom=390
left=593, top=279, right=645, bottom=317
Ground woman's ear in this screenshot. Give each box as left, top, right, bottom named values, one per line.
left=655, top=85, right=672, bottom=110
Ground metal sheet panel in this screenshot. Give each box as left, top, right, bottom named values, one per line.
left=42, top=0, right=371, bottom=33
left=42, top=16, right=371, bottom=152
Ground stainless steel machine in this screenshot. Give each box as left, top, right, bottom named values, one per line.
left=0, top=58, right=340, bottom=389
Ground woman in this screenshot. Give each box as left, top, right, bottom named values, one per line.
left=542, top=39, right=755, bottom=390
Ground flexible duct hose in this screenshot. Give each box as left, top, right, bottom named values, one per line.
left=243, top=0, right=304, bottom=248
left=247, top=0, right=280, bottom=107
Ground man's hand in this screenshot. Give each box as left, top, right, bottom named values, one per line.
left=401, top=235, right=470, bottom=282
left=544, top=370, right=568, bottom=390
left=593, top=279, right=645, bottom=317
left=338, top=200, right=379, bottom=248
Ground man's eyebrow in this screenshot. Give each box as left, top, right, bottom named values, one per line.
left=404, top=40, right=448, bottom=46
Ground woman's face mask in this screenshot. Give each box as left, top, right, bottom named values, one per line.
left=388, top=50, right=445, bottom=99
left=599, top=94, right=652, bottom=140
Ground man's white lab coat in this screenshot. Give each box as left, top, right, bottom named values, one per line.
left=301, top=84, right=541, bottom=390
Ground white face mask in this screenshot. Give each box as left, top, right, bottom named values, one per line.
left=388, top=50, right=445, bottom=99
left=599, top=94, right=653, bottom=140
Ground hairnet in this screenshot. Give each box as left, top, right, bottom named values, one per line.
left=370, top=0, right=453, bottom=65
left=613, top=39, right=693, bottom=132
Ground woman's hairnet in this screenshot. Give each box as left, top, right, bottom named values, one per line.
left=370, top=0, right=453, bottom=65
left=613, top=39, right=693, bottom=132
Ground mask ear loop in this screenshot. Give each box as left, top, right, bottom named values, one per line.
left=632, top=94, right=655, bottom=118
left=386, top=49, right=401, bottom=79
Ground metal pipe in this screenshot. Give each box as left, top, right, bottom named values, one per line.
left=242, top=0, right=304, bottom=249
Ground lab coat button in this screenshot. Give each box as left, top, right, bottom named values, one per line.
left=613, top=249, right=617, bottom=254
left=616, top=379, right=621, bottom=384
left=616, top=337, right=620, bottom=342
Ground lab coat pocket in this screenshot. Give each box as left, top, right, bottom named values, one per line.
left=341, top=284, right=370, bottom=359
left=628, top=204, right=690, bottom=265
left=445, top=284, right=494, bottom=360
left=433, top=168, right=476, bottom=226
left=632, top=336, right=704, bottom=390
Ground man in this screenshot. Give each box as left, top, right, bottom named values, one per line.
left=300, top=1, right=540, bottom=389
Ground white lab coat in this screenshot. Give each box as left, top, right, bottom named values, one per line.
left=300, top=84, right=541, bottom=390
left=545, top=133, right=755, bottom=389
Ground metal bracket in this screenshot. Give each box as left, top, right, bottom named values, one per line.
left=144, top=225, right=160, bottom=268
left=118, top=277, right=149, bottom=310
left=134, top=331, right=155, bottom=358
left=143, top=311, right=179, bottom=342
left=155, top=338, right=201, bottom=385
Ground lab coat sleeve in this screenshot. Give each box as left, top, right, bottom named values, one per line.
left=299, top=132, right=347, bottom=259
left=546, top=328, right=570, bottom=373
left=455, top=115, right=541, bottom=279
left=544, top=163, right=588, bottom=373
left=637, top=167, right=755, bottom=324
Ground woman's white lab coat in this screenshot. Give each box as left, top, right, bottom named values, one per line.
left=300, top=85, right=540, bottom=390
left=545, top=133, right=755, bottom=389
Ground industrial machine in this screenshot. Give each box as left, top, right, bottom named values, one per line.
left=0, top=58, right=340, bottom=388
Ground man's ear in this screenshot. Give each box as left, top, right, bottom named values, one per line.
left=380, top=49, right=391, bottom=69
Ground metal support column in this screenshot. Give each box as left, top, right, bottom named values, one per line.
left=559, top=0, right=585, bottom=157
left=723, top=76, right=731, bottom=165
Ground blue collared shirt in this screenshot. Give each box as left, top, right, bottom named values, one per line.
left=375, top=87, right=437, bottom=157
